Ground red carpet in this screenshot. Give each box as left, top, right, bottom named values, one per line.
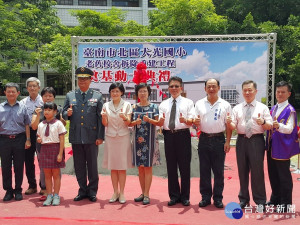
left=0, top=147, right=299, bottom=225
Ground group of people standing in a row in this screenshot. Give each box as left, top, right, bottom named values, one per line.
left=0, top=66, right=299, bottom=211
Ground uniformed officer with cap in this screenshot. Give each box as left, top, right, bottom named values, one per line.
left=63, top=66, right=105, bottom=202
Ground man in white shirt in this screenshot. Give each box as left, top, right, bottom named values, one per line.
left=227, top=80, right=272, bottom=209
left=266, top=81, right=300, bottom=211
left=159, top=76, right=195, bottom=206
left=194, top=78, right=232, bottom=208
left=20, top=77, right=43, bottom=195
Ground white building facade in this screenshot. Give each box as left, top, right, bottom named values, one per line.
left=55, top=0, right=156, bottom=26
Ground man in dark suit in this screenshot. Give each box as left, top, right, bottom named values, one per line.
left=63, top=67, right=105, bottom=202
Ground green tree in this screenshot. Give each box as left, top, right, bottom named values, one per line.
left=0, top=0, right=65, bottom=83
left=259, top=15, right=300, bottom=107
left=121, top=20, right=149, bottom=36
left=213, top=0, right=300, bottom=26
left=69, top=8, right=126, bottom=36
left=0, top=0, right=36, bottom=82
left=39, top=34, right=72, bottom=94
left=149, top=0, right=227, bottom=35
left=241, top=13, right=258, bottom=33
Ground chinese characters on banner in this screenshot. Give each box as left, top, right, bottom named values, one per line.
left=82, top=46, right=187, bottom=84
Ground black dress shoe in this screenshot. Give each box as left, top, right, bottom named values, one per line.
left=239, top=202, right=249, bottom=209
left=15, top=192, right=23, bottom=201
left=168, top=199, right=180, bottom=206
left=3, top=192, right=14, bottom=201
left=73, top=194, right=87, bottom=201
left=142, top=196, right=150, bottom=205
left=214, top=200, right=223, bottom=208
left=89, top=196, right=97, bottom=202
left=199, top=199, right=211, bottom=207
left=182, top=200, right=190, bottom=206
left=134, top=194, right=144, bottom=202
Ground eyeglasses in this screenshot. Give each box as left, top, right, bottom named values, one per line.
left=169, top=85, right=180, bottom=89
left=28, top=85, right=38, bottom=88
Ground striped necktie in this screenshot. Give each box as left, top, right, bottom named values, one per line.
left=168, top=99, right=176, bottom=131
left=245, top=104, right=252, bottom=138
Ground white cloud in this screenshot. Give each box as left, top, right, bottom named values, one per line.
left=231, top=45, right=245, bottom=52
left=190, top=50, right=268, bottom=102
left=219, top=50, right=267, bottom=86
left=174, top=49, right=214, bottom=78
left=218, top=51, right=268, bottom=102
left=252, top=42, right=267, bottom=48
left=231, top=46, right=238, bottom=52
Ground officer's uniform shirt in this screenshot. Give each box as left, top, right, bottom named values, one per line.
left=195, top=97, right=232, bottom=133
left=232, top=99, right=272, bottom=134
left=159, top=95, right=195, bottom=130
left=102, top=98, right=132, bottom=137
left=0, top=101, right=31, bottom=135
left=62, top=88, right=105, bottom=144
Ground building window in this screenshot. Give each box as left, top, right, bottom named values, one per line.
left=162, top=89, right=170, bottom=99
left=149, top=89, right=157, bottom=101
left=79, top=0, right=107, bottom=6
left=148, top=0, right=156, bottom=8
left=46, top=74, right=72, bottom=95
left=112, top=0, right=139, bottom=7
left=56, top=0, right=73, bottom=5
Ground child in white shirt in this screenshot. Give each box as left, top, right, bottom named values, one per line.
left=37, top=102, right=67, bottom=206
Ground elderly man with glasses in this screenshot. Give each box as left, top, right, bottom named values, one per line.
left=20, top=77, right=43, bottom=195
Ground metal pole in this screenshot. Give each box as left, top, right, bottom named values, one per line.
left=292, top=154, right=300, bottom=174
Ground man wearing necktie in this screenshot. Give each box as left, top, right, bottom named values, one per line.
left=63, top=67, right=105, bottom=202
left=227, top=80, right=272, bottom=209
left=159, top=76, right=195, bottom=206
left=265, top=81, right=300, bottom=211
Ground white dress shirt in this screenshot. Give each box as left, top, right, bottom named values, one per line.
left=232, top=99, right=272, bottom=134
left=159, top=95, right=195, bottom=130
left=273, top=100, right=294, bottom=134
left=195, top=97, right=232, bottom=133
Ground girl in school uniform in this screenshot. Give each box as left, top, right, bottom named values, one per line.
left=37, top=102, right=67, bottom=206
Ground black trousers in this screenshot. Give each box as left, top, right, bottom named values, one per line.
left=24, top=128, right=37, bottom=189
left=163, top=129, right=191, bottom=201
left=267, top=149, right=292, bottom=205
left=198, top=134, right=225, bottom=201
left=72, top=143, right=99, bottom=197
left=236, top=134, right=266, bottom=205
left=0, top=134, right=26, bottom=193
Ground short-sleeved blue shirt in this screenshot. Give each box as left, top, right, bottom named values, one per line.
left=0, top=101, right=31, bottom=135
